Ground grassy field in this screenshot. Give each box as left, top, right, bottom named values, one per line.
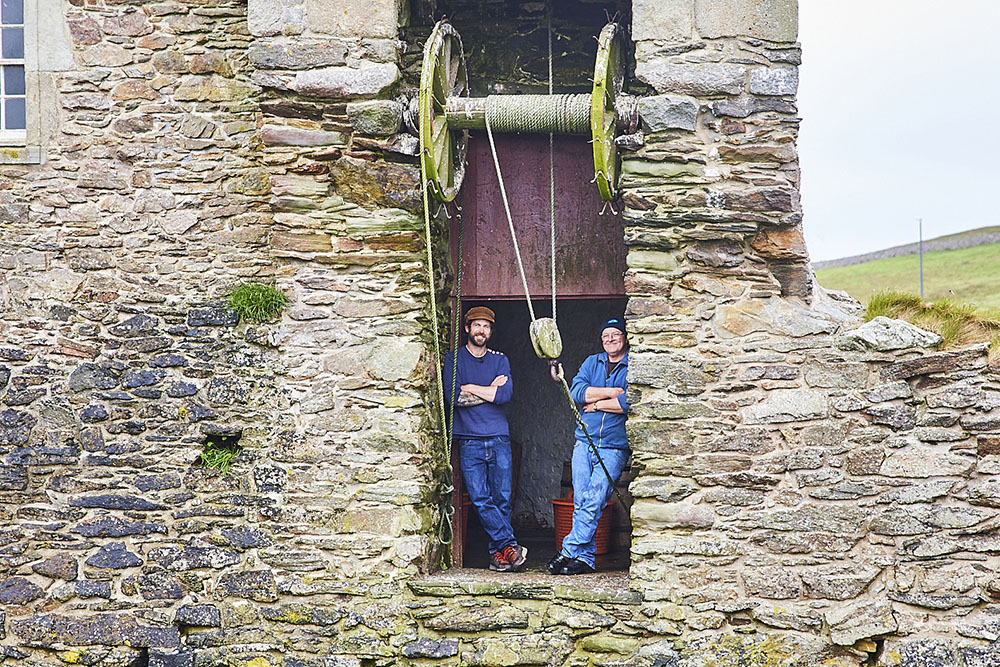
left=815, top=242, right=1000, bottom=314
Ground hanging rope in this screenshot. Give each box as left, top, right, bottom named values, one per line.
left=419, top=101, right=458, bottom=551
left=548, top=9, right=557, bottom=324
left=438, top=205, right=464, bottom=546
left=484, top=109, right=537, bottom=323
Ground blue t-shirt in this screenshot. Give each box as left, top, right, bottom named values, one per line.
left=443, top=346, right=513, bottom=438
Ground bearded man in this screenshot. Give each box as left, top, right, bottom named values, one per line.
left=443, top=306, right=527, bottom=572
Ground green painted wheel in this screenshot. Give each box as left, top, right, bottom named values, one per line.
left=419, top=21, right=469, bottom=203
left=591, top=23, right=625, bottom=202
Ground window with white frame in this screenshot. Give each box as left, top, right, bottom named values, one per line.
left=0, top=0, right=26, bottom=143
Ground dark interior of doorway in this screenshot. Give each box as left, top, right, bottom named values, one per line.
left=456, top=297, right=630, bottom=572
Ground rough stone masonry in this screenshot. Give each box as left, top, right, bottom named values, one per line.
left=1, top=0, right=999, bottom=666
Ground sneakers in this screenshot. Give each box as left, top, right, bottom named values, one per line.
left=488, top=544, right=528, bottom=572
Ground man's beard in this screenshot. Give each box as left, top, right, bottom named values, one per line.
left=470, top=332, right=489, bottom=346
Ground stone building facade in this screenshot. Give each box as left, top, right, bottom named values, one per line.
left=1, top=0, right=1000, bottom=666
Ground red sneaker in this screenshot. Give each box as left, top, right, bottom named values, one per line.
left=489, top=549, right=512, bottom=572
left=500, top=544, right=527, bottom=572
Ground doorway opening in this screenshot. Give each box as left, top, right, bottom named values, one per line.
left=448, top=132, right=631, bottom=571
left=454, top=297, right=632, bottom=571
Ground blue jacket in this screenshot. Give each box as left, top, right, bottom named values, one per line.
left=570, top=351, right=629, bottom=449
left=443, top=346, right=513, bottom=438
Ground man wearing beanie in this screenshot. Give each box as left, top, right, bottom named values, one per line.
left=548, top=317, right=629, bottom=575
left=443, top=306, right=527, bottom=572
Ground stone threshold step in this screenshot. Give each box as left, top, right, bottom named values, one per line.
left=409, top=569, right=639, bottom=604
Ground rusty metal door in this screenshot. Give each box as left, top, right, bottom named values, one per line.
left=452, top=133, right=626, bottom=299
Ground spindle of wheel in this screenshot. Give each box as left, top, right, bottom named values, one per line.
left=418, top=20, right=627, bottom=203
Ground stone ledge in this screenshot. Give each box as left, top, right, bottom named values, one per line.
left=408, top=570, right=639, bottom=604
left=0, top=145, right=44, bottom=164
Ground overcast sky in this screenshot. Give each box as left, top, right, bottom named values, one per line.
left=797, top=1, right=1000, bottom=262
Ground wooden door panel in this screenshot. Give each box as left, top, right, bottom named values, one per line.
left=454, top=133, right=626, bottom=299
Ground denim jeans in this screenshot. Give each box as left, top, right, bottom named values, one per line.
left=459, top=435, right=516, bottom=554
left=560, top=441, right=629, bottom=568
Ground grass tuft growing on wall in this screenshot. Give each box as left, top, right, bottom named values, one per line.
left=228, top=283, right=289, bottom=323
left=195, top=434, right=242, bottom=473
left=864, top=290, right=1000, bottom=364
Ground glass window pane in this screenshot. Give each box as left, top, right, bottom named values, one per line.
left=1, top=27, right=23, bottom=58
left=1, top=0, right=23, bottom=25
left=4, top=97, right=25, bottom=130
left=3, top=65, right=24, bottom=95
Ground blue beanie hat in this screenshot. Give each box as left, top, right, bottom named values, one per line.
left=600, top=317, right=626, bottom=336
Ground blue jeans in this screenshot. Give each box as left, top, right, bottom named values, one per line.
left=459, top=436, right=516, bottom=554
left=560, top=441, right=629, bottom=568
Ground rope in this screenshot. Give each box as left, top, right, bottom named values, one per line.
left=484, top=109, right=537, bottom=323
left=548, top=10, right=556, bottom=324
left=484, top=97, right=626, bottom=512
left=420, top=107, right=455, bottom=552
left=484, top=94, right=591, bottom=135
left=553, top=364, right=627, bottom=508
left=440, top=206, right=463, bottom=547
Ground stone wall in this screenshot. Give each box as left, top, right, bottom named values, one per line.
left=2, top=0, right=1000, bottom=666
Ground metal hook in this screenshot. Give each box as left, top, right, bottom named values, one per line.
left=434, top=202, right=452, bottom=219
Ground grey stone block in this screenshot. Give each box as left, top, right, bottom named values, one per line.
left=635, top=61, right=745, bottom=96
left=248, top=39, right=349, bottom=70
left=695, top=0, right=798, bottom=42
left=749, top=66, right=798, bottom=95
left=712, top=94, right=796, bottom=117
left=0, top=577, right=45, bottom=605
left=741, top=390, right=828, bottom=424
left=247, top=0, right=283, bottom=37
left=175, top=604, right=221, bottom=627
left=292, top=63, right=400, bottom=100
left=85, top=543, right=143, bottom=569
left=347, top=100, right=403, bottom=136
left=638, top=94, right=699, bottom=131
left=149, top=650, right=194, bottom=667
left=827, top=599, right=897, bottom=646
left=632, top=0, right=695, bottom=42
left=9, top=613, right=181, bottom=648
left=836, top=316, right=942, bottom=352
left=304, top=0, right=402, bottom=39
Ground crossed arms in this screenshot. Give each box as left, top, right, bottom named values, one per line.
left=581, top=386, right=625, bottom=414
left=457, top=375, right=509, bottom=407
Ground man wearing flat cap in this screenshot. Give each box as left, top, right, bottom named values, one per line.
left=548, top=317, right=629, bottom=575
left=443, top=306, right=527, bottom=572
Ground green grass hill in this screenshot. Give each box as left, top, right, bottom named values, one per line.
left=815, top=242, right=1000, bottom=314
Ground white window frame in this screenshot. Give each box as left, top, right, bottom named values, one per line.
left=0, top=0, right=70, bottom=163
left=0, top=0, right=27, bottom=145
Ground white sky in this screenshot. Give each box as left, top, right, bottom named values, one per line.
left=797, top=1, right=1000, bottom=262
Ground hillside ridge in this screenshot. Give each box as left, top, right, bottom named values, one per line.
left=813, top=225, right=1000, bottom=270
